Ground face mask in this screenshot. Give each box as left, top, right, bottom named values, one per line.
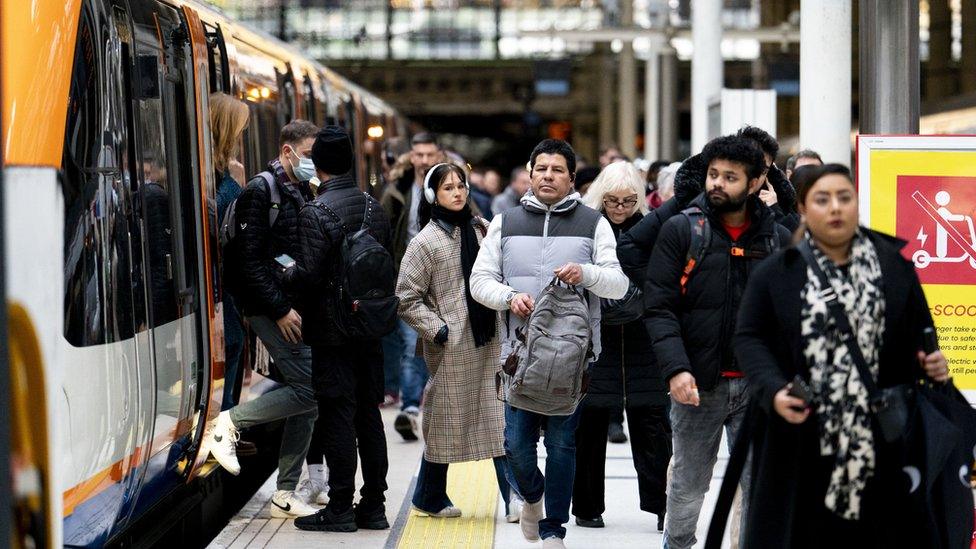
left=287, top=147, right=317, bottom=183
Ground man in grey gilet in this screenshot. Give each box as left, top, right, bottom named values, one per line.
left=471, top=139, right=628, bottom=548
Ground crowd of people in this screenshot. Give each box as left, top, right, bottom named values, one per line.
left=202, top=90, right=966, bottom=548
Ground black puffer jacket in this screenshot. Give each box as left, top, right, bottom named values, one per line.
left=586, top=213, right=668, bottom=409
left=292, top=174, right=392, bottom=347
left=643, top=194, right=791, bottom=390
left=234, top=160, right=312, bottom=320
left=617, top=153, right=798, bottom=286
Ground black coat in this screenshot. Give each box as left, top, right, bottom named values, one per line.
left=617, top=153, right=798, bottom=286
left=586, top=213, right=667, bottom=409
left=733, top=229, right=947, bottom=548
left=643, top=194, right=791, bottom=390
left=292, top=174, right=392, bottom=347
left=234, top=162, right=312, bottom=319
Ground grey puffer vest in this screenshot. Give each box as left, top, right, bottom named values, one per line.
left=500, top=193, right=605, bottom=361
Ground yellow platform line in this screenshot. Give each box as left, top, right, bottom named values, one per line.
left=397, top=460, right=498, bottom=549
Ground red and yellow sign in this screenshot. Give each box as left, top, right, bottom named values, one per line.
left=858, top=135, right=976, bottom=393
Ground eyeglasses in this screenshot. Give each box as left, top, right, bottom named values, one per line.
left=603, top=196, right=639, bottom=209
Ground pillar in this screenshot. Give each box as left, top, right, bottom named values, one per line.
left=962, top=0, right=976, bottom=92
left=660, top=48, right=679, bottom=161
left=644, top=52, right=661, bottom=161
left=926, top=0, right=953, bottom=99
left=800, top=0, right=852, bottom=164
left=599, top=47, right=616, bottom=150
left=618, top=0, right=638, bottom=158
left=691, top=0, right=723, bottom=153
left=859, top=0, right=920, bottom=134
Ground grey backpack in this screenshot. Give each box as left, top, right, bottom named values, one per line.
left=503, top=277, right=594, bottom=416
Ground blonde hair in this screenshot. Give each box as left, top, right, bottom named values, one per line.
left=582, top=161, right=648, bottom=214
left=209, top=92, right=249, bottom=173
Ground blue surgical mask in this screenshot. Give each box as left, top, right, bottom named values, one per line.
left=287, top=147, right=317, bottom=183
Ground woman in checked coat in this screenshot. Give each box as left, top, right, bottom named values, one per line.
left=396, top=162, right=519, bottom=520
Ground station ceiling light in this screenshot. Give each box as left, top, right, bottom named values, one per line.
left=367, top=124, right=385, bottom=139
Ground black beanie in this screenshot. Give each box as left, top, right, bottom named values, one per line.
left=311, top=125, right=353, bottom=175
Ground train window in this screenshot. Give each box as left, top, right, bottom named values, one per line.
left=204, top=23, right=230, bottom=93
left=62, top=2, right=136, bottom=347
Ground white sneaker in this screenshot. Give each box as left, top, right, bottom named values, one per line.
left=295, top=477, right=327, bottom=505
left=412, top=505, right=462, bottom=518
left=506, top=494, right=523, bottom=523
left=270, top=490, right=318, bottom=518
left=542, top=536, right=566, bottom=548
left=520, top=497, right=544, bottom=542
left=206, top=411, right=241, bottom=475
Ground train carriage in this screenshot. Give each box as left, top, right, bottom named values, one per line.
left=1, top=0, right=408, bottom=546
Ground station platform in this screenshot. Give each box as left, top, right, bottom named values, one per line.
left=209, top=407, right=735, bottom=549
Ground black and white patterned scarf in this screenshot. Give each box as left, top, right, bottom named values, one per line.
left=799, top=230, right=885, bottom=520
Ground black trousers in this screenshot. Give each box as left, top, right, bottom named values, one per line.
left=572, top=405, right=671, bottom=518
left=311, top=342, right=389, bottom=509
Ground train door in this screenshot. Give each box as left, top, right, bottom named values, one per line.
left=125, top=0, right=206, bottom=471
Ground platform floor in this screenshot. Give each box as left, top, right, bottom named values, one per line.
left=209, top=407, right=740, bottom=549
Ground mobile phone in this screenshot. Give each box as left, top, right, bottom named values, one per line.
left=274, top=253, right=296, bottom=269
left=923, top=326, right=939, bottom=355
left=787, top=375, right=813, bottom=410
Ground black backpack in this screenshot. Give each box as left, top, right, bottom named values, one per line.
left=314, top=194, right=399, bottom=340
left=678, top=205, right=779, bottom=295
left=219, top=172, right=281, bottom=297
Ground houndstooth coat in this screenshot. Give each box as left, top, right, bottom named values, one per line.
left=396, top=217, right=505, bottom=464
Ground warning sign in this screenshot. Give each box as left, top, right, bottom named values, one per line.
left=858, top=135, right=976, bottom=399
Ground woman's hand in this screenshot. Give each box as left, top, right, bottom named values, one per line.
left=773, top=386, right=811, bottom=424
left=918, top=350, right=950, bottom=382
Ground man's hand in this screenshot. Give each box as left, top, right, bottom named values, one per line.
left=554, top=262, right=584, bottom=286
left=758, top=182, right=778, bottom=207
left=918, top=350, right=950, bottom=382
left=668, top=372, right=700, bottom=406
left=510, top=293, right=535, bottom=319
left=773, top=386, right=811, bottom=424
left=276, top=308, right=303, bottom=344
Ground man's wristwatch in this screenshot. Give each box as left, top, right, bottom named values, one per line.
left=505, top=290, right=518, bottom=306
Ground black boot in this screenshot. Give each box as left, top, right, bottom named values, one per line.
left=354, top=502, right=390, bottom=530
left=294, top=503, right=357, bottom=532
left=574, top=515, right=605, bottom=528
left=657, top=512, right=665, bottom=532
left=607, top=422, right=627, bottom=444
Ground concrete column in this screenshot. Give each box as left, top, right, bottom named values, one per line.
left=644, top=52, right=661, bottom=161
left=691, top=0, right=723, bottom=153
left=962, top=0, right=976, bottom=92
left=800, top=0, right=851, bottom=164
left=599, top=49, right=616, bottom=150
left=926, top=0, right=953, bottom=99
left=660, top=48, right=679, bottom=161
left=618, top=0, right=637, bottom=158
left=859, top=0, right=919, bottom=134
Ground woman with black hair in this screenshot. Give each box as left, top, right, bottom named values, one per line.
left=735, top=164, right=951, bottom=547
left=396, top=163, right=518, bottom=520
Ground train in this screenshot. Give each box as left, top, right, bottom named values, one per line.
left=2, top=0, right=411, bottom=546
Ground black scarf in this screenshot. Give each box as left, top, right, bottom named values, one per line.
left=431, top=204, right=496, bottom=347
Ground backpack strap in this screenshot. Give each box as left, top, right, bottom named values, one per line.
left=359, top=192, right=372, bottom=232
left=704, top=403, right=756, bottom=549
left=310, top=201, right=347, bottom=235
left=257, top=171, right=281, bottom=227
left=679, top=206, right=710, bottom=295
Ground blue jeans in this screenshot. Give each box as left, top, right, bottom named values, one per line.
left=221, top=295, right=245, bottom=410
left=231, top=315, right=318, bottom=490
left=504, top=404, right=582, bottom=540
left=412, top=456, right=512, bottom=514
left=397, top=319, right=428, bottom=410
left=663, top=377, right=751, bottom=549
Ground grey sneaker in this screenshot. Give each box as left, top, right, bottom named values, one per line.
left=412, top=504, right=462, bottom=518
left=542, top=536, right=566, bottom=548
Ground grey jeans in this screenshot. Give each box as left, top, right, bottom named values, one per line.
left=663, top=377, right=750, bottom=549
left=230, top=315, right=318, bottom=490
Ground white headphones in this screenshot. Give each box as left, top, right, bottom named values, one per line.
left=423, top=162, right=469, bottom=204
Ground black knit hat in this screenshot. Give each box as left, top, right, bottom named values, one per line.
left=311, top=125, right=353, bottom=175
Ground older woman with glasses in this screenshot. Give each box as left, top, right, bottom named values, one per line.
left=571, top=161, right=672, bottom=532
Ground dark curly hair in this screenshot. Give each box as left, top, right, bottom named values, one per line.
left=736, top=125, right=779, bottom=161
left=701, top=136, right=766, bottom=180
left=529, top=139, right=577, bottom=176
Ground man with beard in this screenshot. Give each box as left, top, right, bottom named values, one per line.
left=643, top=135, right=790, bottom=549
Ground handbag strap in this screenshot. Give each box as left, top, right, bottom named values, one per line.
left=796, top=240, right=883, bottom=403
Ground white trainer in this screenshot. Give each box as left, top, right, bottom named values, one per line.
left=295, top=477, right=327, bottom=505
left=206, top=411, right=241, bottom=475
left=270, top=490, right=318, bottom=518
left=520, top=497, right=544, bottom=542
left=506, top=494, right=523, bottom=523
left=542, top=536, right=566, bottom=548
left=412, top=505, right=462, bottom=518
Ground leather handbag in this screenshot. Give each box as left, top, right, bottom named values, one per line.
left=798, top=240, right=912, bottom=443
